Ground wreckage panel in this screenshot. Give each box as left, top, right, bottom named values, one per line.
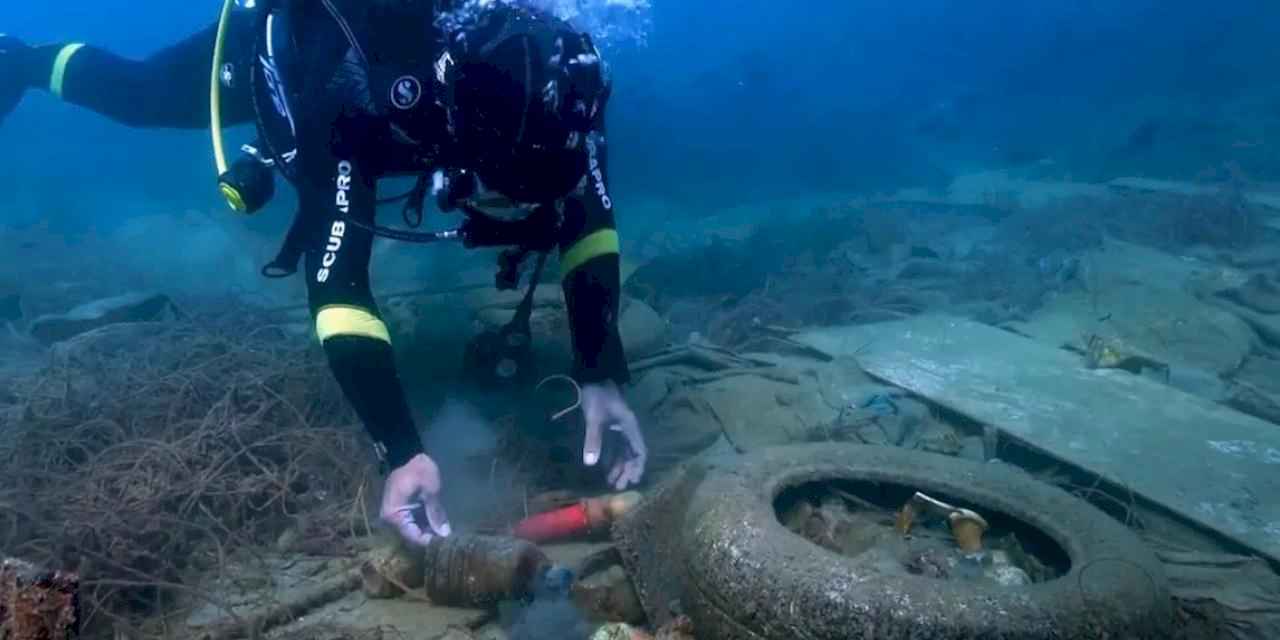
left=798, top=315, right=1280, bottom=564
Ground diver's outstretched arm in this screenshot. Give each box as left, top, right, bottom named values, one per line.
left=294, top=97, right=449, bottom=548
left=557, top=126, right=630, bottom=387
left=291, top=89, right=426, bottom=472
left=1, top=13, right=257, bottom=129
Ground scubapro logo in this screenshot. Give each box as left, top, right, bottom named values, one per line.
left=390, top=75, right=422, bottom=110
left=317, top=161, right=352, bottom=283
left=586, top=134, right=612, bottom=210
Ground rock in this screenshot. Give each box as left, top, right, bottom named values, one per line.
left=618, top=297, right=670, bottom=360
left=1209, top=298, right=1280, bottom=348
left=1218, top=273, right=1280, bottom=314
left=1224, top=380, right=1280, bottom=426
left=472, top=287, right=669, bottom=377
left=465, top=285, right=565, bottom=312
left=1233, top=355, right=1280, bottom=396
left=29, top=292, right=176, bottom=345
left=571, top=564, right=645, bottom=625
left=625, top=370, right=733, bottom=465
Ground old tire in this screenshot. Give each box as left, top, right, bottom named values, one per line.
left=617, top=444, right=1173, bottom=639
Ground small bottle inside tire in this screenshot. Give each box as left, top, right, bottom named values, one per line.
left=423, top=534, right=551, bottom=607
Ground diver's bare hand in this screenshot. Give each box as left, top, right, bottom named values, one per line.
left=581, top=381, right=647, bottom=490
left=381, top=453, right=451, bottom=547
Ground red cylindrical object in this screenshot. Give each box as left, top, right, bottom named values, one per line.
left=513, top=502, right=591, bottom=542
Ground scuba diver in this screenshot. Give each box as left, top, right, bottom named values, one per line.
left=0, top=0, right=646, bottom=548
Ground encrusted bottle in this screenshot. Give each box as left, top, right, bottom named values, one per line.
left=423, top=534, right=551, bottom=607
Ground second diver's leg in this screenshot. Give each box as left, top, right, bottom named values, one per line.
left=6, top=11, right=257, bottom=129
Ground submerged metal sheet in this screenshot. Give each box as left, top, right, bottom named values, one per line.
left=798, top=315, right=1280, bottom=564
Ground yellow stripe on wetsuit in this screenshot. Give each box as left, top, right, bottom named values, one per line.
left=49, top=43, right=85, bottom=100
left=315, top=305, right=391, bottom=344
left=560, top=229, right=620, bottom=278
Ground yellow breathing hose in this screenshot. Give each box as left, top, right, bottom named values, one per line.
left=211, top=0, right=235, bottom=176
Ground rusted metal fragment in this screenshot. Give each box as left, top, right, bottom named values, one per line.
left=0, top=557, right=80, bottom=640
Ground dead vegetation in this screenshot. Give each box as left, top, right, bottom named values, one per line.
left=0, top=301, right=375, bottom=637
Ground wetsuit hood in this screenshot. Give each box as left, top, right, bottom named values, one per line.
left=439, top=3, right=610, bottom=203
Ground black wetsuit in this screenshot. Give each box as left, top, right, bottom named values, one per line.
left=20, top=3, right=628, bottom=469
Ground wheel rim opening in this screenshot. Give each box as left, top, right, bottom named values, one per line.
left=775, top=479, right=1071, bottom=585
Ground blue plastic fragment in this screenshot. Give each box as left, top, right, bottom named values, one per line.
left=860, top=393, right=899, bottom=416
left=541, top=564, right=575, bottom=596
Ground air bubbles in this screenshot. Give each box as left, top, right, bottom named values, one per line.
left=436, top=0, right=653, bottom=48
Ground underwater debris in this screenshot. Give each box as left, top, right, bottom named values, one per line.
left=422, top=534, right=552, bottom=607
left=0, top=557, right=80, bottom=640
left=0, top=309, right=368, bottom=633
left=621, top=444, right=1169, bottom=637
left=363, top=534, right=571, bottom=612
left=362, top=541, right=427, bottom=599
left=514, top=491, right=642, bottom=543
left=948, top=509, right=990, bottom=554
left=1083, top=332, right=1172, bottom=380
left=895, top=491, right=968, bottom=536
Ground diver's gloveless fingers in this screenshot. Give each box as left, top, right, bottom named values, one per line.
left=385, top=504, right=435, bottom=547
left=379, top=453, right=445, bottom=547
left=611, top=410, right=646, bottom=461
left=422, top=494, right=452, bottom=538
left=624, top=459, right=645, bottom=488
left=582, top=401, right=605, bottom=466
left=616, top=463, right=636, bottom=491
left=605, top=410, right=646, bottom=490
left=608, top=460, right=625, bottom=487
left=610, top=459, right=643, bottom=491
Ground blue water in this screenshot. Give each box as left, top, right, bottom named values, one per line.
left=4, top=3, right=1280, bottom=637
left=6, top=1, right=1277, bottom=235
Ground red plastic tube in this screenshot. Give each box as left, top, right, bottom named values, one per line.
left=513, top=502, right=591, bottom=543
